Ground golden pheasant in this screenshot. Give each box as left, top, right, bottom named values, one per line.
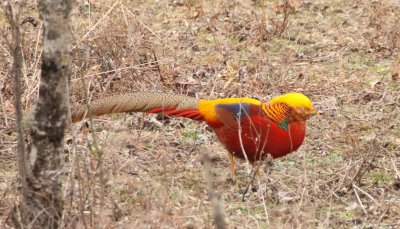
left=71, top=92, right=317, bottom=181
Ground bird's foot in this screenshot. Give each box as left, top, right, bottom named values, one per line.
left=226, top=175, right=237, bottom=186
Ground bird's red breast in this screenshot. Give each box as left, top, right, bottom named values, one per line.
left=209, top=104, right=306, bottom=161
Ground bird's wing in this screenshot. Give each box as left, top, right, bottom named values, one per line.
left=212, top=101, right=293, bottom=131
left=197, top=98, right=262, bottom=127
left=215, top=103, right=250, bottom=129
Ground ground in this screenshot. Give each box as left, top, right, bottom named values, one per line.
left=1, top=0, right=400, bottom=228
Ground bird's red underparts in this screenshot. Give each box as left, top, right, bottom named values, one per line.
left=149, top=102, right=306, bottom=162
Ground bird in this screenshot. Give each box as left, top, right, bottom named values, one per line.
left=71, top=92, right=317, bottom=181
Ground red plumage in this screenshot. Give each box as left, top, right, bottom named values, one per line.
left=149, top=103, right=307, bottom=162
left=148, top=107, right=203, bottom=120
left=213, top=116, right=305, bottom=161
left=211, top=104, right=306, bottom=161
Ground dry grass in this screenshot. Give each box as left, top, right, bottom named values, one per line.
left=1, top=0, right=400, bottom=228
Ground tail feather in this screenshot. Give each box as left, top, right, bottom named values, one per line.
left=185, top=112, right=203, bottom=119
left=71, top=92, right=200, bottom=122
left=147, top=107, right=174, bottom=114
left=193, top=114, right=203, bottom=120
left=173, top=110, right=200, bottom=117
left=149, top=107, right=203, bottom=120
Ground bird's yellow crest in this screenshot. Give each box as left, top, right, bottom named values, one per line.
left=269, top=92, right=315, bottom=111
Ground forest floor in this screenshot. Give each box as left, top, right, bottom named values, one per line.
left=1, top=0, right=400, bottom=228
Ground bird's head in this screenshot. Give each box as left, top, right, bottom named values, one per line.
left=269, top=92, right=317, bottom=121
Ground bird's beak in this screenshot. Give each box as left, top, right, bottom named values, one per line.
left=309, top=109, right=319, bottom=116
left=305, top=109, right=319, bottom=119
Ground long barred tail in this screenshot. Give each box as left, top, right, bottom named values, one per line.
left=71, top=92, right=202, bottom=123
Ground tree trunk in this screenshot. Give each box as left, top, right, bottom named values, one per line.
left=17, top=0, right=72, bottom=228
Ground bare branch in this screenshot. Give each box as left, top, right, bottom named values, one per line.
left=3, top=0, right=28, bottom=200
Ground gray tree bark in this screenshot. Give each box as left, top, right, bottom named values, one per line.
left=13, top=0, right=72, bottom=228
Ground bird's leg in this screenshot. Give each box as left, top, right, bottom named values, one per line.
left=250, top=161, right=260, bottom=177
left=227, top=152, right=236, bottom=184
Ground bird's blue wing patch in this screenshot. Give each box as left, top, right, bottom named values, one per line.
left=216, top=103, right=251, bottom=120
